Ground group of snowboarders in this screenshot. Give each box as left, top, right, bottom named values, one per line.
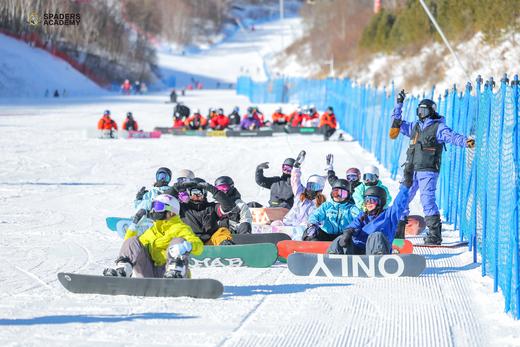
left=103, top=90, right=475, bottom=280
left=97, top=110, right=140, bottom=135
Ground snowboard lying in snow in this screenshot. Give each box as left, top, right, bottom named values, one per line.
left=250, top=207, right=289, bottom=224
left=252, top=224, right=305, bottom=240
left=414, top=241, right=468, bottom=248
left=105, top=217, right=152, bottom=238
left=57, top=272, right=223, bottom=298
left=232, top=232, right=290, bottom=245
left=190, top=243, right=278, bottom=268
left=277, top=239, right=414, bottom=260
left=119, top=130, right=162, bottom=139
left=287, top=253, right=426, bottom=278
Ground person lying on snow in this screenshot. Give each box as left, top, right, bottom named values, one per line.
left=352, top=165, right=392, bottom=210
left=255, top=157, right=296, bottom=209
left=104, top=194, right=203, bottom=279
left=271, top=151, right=326, bottom=228
left=324, top=153, right=362, bottom=190
left=212, top=175, right=253, bottom=234
left=303, top=178, right=360, bottom=241
left=328, top=162, right=414, bottom=255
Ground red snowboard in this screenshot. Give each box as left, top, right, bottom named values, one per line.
left=277, top=239, right=413, bottom=260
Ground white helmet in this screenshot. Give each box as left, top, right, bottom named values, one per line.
left=152, top=194, right=180, bottom=215
left=306, top=175, right=326, bottom=192
left=177, top=169, right=195, bottom=180
left=363, top=165, right=379, bottom=177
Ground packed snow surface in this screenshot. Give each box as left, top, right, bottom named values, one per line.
left=0, top=90, right=519, bottom=346
left=0, top=34, right=105, bottom=98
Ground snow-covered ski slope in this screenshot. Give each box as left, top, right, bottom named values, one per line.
left=0, top=90, right=519, bottom=346
left=0, top=34, right=105, bottom=98
left=158, top=17, right=302, bottom=88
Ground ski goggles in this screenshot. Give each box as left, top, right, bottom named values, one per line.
left=176, top=177, right=191, bottom=184
left=156, top=172, right=171, bottom=183
left=282, top=164, right=293, bottom=174
left=151, top=200, right=173, bottom=213
left=331, top=188, right=349, bottom=199
left=363, top=173, right=378, bottom=183
left=216, top=184, right=231, bottom=193
left=306, top=181, right=324, bottom=192
left=188, top=188, right=204, bottom=196
left=346, top=173, right=359, bottom=182
left=364, top=195, right=381, bottom=205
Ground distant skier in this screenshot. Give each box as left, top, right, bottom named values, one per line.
left=389, top=90, right=476, bottom=243
left=170, top=89, right=177, bottom=103
left=133, top=80, right=141, bottom=94
left=122, top=112, right=139, bottom=131
left=319, top=106, right=337, bottom=141
left=272, top=151, right=327, bottom=228
left=255, top=157, right=296, bottom=209
left=324, top=154, right=362, bottom=190
left=121, top=79, right=131, bottom=95
left=97, top=110, right=118, bottom=138
left=213, top=176, right=252, bottom=234
left=103, top=194, right=203, bottom=279
left=228, top=106, right=241, bottom=126
left=352, top=165, right=392, bottom=210
left=328, top=163, right=414, bottom=255
left=304, top=178, right=360, bottom=241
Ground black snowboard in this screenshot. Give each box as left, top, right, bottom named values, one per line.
left=232, top=232, right=291, bottom=245
left=287, top=253, right=426, bottom=278
left=414, top=241, right=468, bottom=248
left=57, top=273, right=223, bottom=299
left=226, top=129, right=273, bottom=137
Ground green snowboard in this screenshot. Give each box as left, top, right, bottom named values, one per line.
left=190, top=243, right=277, bottom=268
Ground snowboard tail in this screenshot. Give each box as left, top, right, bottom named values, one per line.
left=190, top=243, right=277, bottom=268
left=57, top=273, right=223, bottom=298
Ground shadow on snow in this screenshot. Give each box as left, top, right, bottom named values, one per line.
left=222, top=282, right=352, bottom=298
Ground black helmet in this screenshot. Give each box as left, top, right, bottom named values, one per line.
left=364, top=186, right=387, bottom=207
left=247, top=106, right=253, bottom=113
left=214, top=175, right=234, bottom=187
left=155, top=167, right=172, bottom=184
left=283, top=158, right=295, bottom=167
left=327, top=106, right=334, bottom=113
left=417, top=99, right=437, bottom=121
left=126, top=112, right=133, bottom=118
left=332, top=178, right=350, bottom=191
left=188, top=177, right=207, bottom=198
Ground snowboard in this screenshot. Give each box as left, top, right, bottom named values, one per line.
left=250, top=207, right=289, bottom=224
left=277, top=239, right=414, bottom=260
left=287, top=253, right=426, bottom=278
left=232, top=232, right=291, bottom=245
left=86, top=129, right=118, bottom=139
left=226, top=129, right=273, bottom=137
left=206, top=130, right=227, bottom=137
left=120, top=130, right=162, bottom=139
left=406, top=215, right=426, bottom=236
left=252, top=224, right=305, bottom=240
left=190, top=243, right=277, bottom=268
left=414, top=240, right=468, bottom=248
left=286, top=126, right=321, bottom=135
left=105, top=217, right=153, bottom=238
left=57, top=272, right=223, bottom=298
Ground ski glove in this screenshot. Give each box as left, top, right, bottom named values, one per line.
left=132, top=208, right=147, bottom=224
left=325, top=153, right=334, bottom=171
left=294, top=150, right=306, bottom=168
left=466, top=137, right=475, bottom=149
left=135, top=186, right=148, bottom=200
left=338, top=228, right=356, bottom=248
left=168, top=240, right=192, bottom=258
left=396, top=89, right=406, bottom=104
left=303, top=224, right=320, bottom=241
left=257, top=162, right=269, bottom=170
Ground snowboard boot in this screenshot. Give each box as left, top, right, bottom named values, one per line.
left=395, top=218, right=407, bottom=239
left=423, top=214, right=442, bottom=245
left=103, top=257, right=133, bottom=277
left=164, top=256, right=187, bottom=278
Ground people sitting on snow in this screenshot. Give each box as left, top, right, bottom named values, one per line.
left=185, top=110, right=207, bottom=130
left=272, top=107, right=289, bottom=125
left=319, top=106, right=337, bottom=141
left=228, top=106, right=241, bottom=126
left=122, top=112, right=139, bottom=131
left=303, top=178, right=360, bottom=241
left=240, top=107, right=262, bottom=130
left=288, top=107, right=304, bottom=127
left=212, top=176, right=252, bottom=234
left=302, top=105, right=320, bottom=127
left=97, top=110, right=118, bottom=137
left=209, top=108, right=229, bottom=130
left=352, top=165, right=392, bottom=211
left=175, top=169, right=196, bottom=203
left=103, top=194, right=203, bottom=279
left=328, top=163, right=413, bottom=255
left=255, top=157, right=295, bottom=209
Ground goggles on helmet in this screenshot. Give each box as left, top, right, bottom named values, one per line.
left=151, top=200, right=172, bottom=213
left=216, top=183, right=231, bottom=193
left=189, top=188, right=204, bottom=196
left=364, top=195, right=381, bottom=205
left=346, top=173, right=359, bottom=182
left=282, top=164, right=293, bottom=174
left=156, top=172, right=171, bottom=183
left=176, top=177, right=191, bottom=184
left=331, top=188, right=349, bottom=199
left=363, top=173, right=378, bottom=183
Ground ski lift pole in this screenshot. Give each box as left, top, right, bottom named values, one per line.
left=418, top=0, right=471, bottom=82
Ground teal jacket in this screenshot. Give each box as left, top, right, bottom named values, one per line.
left=308, top=200, right=360, bottom=235
left=353, top=181, right=392, bottom=210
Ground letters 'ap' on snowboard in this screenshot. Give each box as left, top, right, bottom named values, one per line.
left=287, top=253, right=426, bottom=278
left=190, top=243, right=278, bottom=268
left=232, top=232, right=290, bottom=245
left=57, top=273, right=223, bottom=299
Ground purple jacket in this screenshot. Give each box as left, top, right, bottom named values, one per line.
left=240, top=116, right=261, bottom=130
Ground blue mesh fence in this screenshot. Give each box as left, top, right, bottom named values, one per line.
left=237, top=74, right=520, bottom=319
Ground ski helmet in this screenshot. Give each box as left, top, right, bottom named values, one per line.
left=233, top=106, right=239, bottom=113
left=306, top=175, right=325, bottom=192
left=346, top=167, right=361, bottom=181
left=275, top=107, right=282, bottom=113
left=177, top=169, right=195, bottom=180
left=247, top=106, right=253, bottom=113
left=215, top=175, right=234, bottom=187
left=151, top=194, right=180, bottom=215
left=283, top=158, right=296, bottom=167
left=218, top=108, right=224, bottom=114
left=363, top=165, right=379, bottom=185
left=126, top=112, right=133, bottom=118
left=327, top=106, right=334, bottom=113
left=188, top=177, right=207, bottom=199
left=331, top=179, right=351, bottom=201
left=103, top=110, right=111, bottom=116
left=155, top=167, right=172, bottom=184
left=417, top=99, right=437, bottom=121
left=364, top=186, right=387, bottom=208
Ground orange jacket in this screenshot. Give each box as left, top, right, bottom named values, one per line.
left=289, top=112, right=303, bottom=127
left=319, top=112, right=337, bottom=128
left=272, top=112, right=288, bottom=123
left=210, top=114, right=229, bottom=129
left=122, top=118, right=139, bottom=131
left=173, top=118, right=185, bottom=128
left=98, top=116, right=118, bottom=130
left=185, top=114, right=207, bottom=128
left=304, top=112, right=320, bottom=121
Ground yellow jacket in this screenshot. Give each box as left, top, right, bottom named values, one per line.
left=125, top=215, right=203, bottom=266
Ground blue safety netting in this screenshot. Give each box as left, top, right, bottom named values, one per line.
left=237, top=75, right=520, bottom=319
